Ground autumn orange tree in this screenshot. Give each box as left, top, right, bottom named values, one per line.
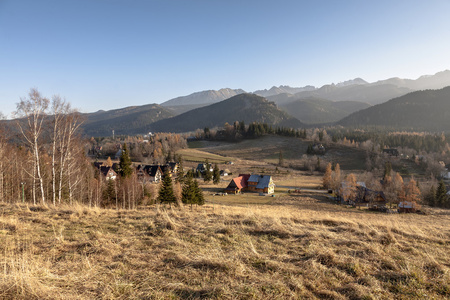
left=404, top=178, right=421, bottom=203
left=322, top=162, right=332, bottom=190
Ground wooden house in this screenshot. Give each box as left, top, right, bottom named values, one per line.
left=225, top=174, right=250, bottom=194
left=247, top=175, right=275, bottom=194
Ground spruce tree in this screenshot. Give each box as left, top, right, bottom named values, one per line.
left=436, top=180, right=447, bottom=208
left=119, top=143, right=133, bottom=178
left=428, top=185, right=436, bottom=207
left=193, top=180, right=205, bottom=206
left=181, top=175, right=196, bottom=208
left=157, top=169, right=177, bottom=206
left=102, top=178, right=115, bottom=206
left=213, top=163, right=220, bottom=184
left=203, top=159, right=212, bottom=182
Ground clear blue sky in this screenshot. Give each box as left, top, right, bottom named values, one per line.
left=1, top=0, right=450, bottom=117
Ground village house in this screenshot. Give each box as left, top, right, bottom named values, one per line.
left=225, top=174, right=250, bottom=194
left=247, top=175, right=275, bottom=194
left=226, top=174, right=275, bottom=194
left=196, top=163, right=213, bottom=174
left=93, top=162, right=118, bottom=181
left=136, top=165, right=163, bottom=183
left=100, top=166, right=117, bottom=181
left=340, top=181, right=386, bottom=208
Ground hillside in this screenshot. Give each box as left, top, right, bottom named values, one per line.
left=278, top=97, right=371, bottom=124
left=82, top=104, right=174, bottom=137
left=339, top=86, right=450, bottom=132
left=1, top=200, right=449, bottom=299
left=292, top=83, right=412, bottom=105
left=148, top=93, right=304, bottom=133
left=160, top=88, right=245, bottom=107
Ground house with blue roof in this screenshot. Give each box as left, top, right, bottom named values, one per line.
left=247, top=175, right=275, bottom=194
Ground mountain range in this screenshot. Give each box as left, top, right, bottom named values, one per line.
left=76, top=70, right=450, bottom=136
left=147, top=93, right=303, bottom=133
left=338, top=86, right=450, bottom=131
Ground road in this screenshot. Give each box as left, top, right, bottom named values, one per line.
left=276, top=186, right=329, bottom=193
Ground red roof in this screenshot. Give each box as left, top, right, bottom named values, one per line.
left=226, top=174, right=250, bottom=191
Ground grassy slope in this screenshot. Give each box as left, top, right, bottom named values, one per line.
left=1, top=201, right=449, bottom=299
left=186, top=136, right=368, bottom=171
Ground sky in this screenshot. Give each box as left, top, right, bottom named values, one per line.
left=1, top=0, right=450, bottom=117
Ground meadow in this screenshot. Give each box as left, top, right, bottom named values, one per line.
left=1, top=136, right=448, bottom=299
left=1, top=194, right=449, bottom=299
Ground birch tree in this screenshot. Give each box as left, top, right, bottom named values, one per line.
left=14, top=89, right=49, bottom=205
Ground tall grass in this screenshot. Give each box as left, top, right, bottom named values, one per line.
left=0, top=200, right=449, bottom=299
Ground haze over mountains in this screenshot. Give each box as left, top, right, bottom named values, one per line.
left=339, top=86, right=450, bottom=132
left=79, top=70, right=450, bottom=136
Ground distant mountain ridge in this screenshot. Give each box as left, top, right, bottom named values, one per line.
left=77, top=70, right=450, bottom=136
left=82, top=104, right=174, bottom=137
left=148, top=93, right=304, bottom=133
left=253, top=85, right=315, bottom=97
left=160, top=88, right=245, bottom=107
left=278, top=97, right=371, bottom=124
left=338, top=86, right=450, bottom=132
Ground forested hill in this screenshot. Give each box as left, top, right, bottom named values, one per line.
left=82, top=104, right=174, bottom=137
left=278, top=97, right=371, bottom=124
left=147, top=93, right=305, bottom=133
left=338, top=86, right=450, bottom=132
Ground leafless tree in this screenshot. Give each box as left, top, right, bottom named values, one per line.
left=14, top=89, right=49, bottom=205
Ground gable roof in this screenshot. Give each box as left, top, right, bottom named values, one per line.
left=233, top=174, right=251, bottom=189
left=226, top=174, right=250, bottom=191
left=99, top=166, right=117, bottom=177
left=140, top=165, right=162, bottom=177
left=248, top=174, right=273, bottom=189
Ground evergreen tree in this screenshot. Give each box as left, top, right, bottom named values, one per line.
left=102, top=178, right=115, bottom=206
left=203, top=159, right=212, bottom=182
left=436, top=180, right=447, bottom=207
left=193, top=179, right=205, bottom=206
left=157, top=169, right=177, bottom=206
left=119, top=143, right=133, bottom=178
left=383, top=161, right=392, bottom=180
left=181, top=175, right=196, bottom=208
left=213, top=163, right=220, bottom=184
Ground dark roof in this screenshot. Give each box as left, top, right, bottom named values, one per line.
left=140, top=165, right=162, bottom=177
left=99, top=166, right=117, bottom=177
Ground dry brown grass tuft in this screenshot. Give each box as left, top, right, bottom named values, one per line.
left=0, top=200, right=449, bottom=299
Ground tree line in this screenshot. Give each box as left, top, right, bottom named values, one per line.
left=199, top=121, right=307, bottom=141
left=0, top=89, right=198, bottom=209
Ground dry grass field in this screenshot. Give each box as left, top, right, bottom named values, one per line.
left=1, top=195, right=449, bottom=299
left=186, top=136, right=368, bottom=171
